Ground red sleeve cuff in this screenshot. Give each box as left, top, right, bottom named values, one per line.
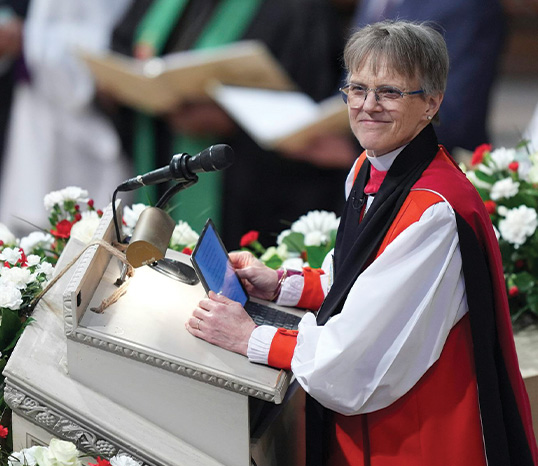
left=297, top=267, right=325, bottom=310
left=267, top=328, right=299, bottom=370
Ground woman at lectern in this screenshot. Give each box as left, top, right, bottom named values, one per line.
left=187, top=20, right=538, bottom=466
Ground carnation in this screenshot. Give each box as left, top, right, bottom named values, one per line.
left=490, top=178, right=520, bottom=201
left=109, top=454, right=141, bottom=466
left=1, top=267, right=34, bottom=289
left=170, top=221, right=199, bottom=248
left=36, top=261, right=54, bottom=280
left=490, top=147, right=516, bottom=171
left=70, top=211, right=101, bottom=244
left=44, top=186, right=89, bottom=210
left=122, top=204, right=147, bottom=236
left=498, top=205, right=538, bottom=248
left=0, top=247, right=22, bottom=265
left=0, top=280, right=23, bottom=310
left=304, top=231, right=326, bottom=247
left=19, top=231, right=54, bottom=255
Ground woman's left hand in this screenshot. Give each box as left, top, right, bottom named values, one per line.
left=185, top=291, right=256, bottom=356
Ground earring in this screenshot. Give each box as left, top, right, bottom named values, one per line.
left=427, top=115, right=433, bottom=121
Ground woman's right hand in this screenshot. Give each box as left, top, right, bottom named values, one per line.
left=229, top=251, right=279, bottom=301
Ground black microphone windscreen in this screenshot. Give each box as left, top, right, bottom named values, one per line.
left=194, top=144, right=235, bottom=172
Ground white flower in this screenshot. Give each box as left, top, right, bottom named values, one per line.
left=0, top=280, right=23, bottom=310
left=498, top=205, right=538, bottom=248
left=109, top=453, right=141, bottom=466
left=276, top=229, right=292, bottom=246
left=122, top=204, right=147, bottom=236
left=44, top=186, right=89, bottom=210
left=36, top=261, right=54, bottom=280
left=26, top=255, right=41, bottom=267
left=0, top=247, right=22, bottom=265
left=528, top=164, right=538, bottom=184
left=19, top=231, right=54, bottom=255
left=490, top=147, right=516, bottom=171
left=170, top=220, right=199, bottom=248
left=291, top=210, right=340, bottom=238
left=282, top=257, right=306, bottom=270
left=304, top=231, right=326, bottom=247
left=1, top=267, right=34, bottom=289
left=70, top=211, right=101, bottom=244
left=0, top=223, right=16, bottom=246
left=8, top=446, right=40, bottom=466
left=33, top=439, right=82, bottom=466
left=490, top=178, right=520, bottom=200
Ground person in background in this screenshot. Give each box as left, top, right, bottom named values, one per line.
left=0, top=0, right=133, bottom=235
left=0, top=0, right=29, bottom=183
left=186, top=20, right=538, bottom=466
left=105, top=0, right=351, bottom=248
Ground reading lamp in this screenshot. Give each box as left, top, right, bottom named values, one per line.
left=111, top=144, right=234, bottom=285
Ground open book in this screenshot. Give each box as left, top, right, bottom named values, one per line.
left=80, top=40, right=296, bottom=113
left=207, top=83, right=351, bottom=152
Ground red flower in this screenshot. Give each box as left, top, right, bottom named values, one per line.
left=51, top=219, right=73, bottom=238
left=508, top=161, right=519, bottom=172
left=240, top=231, right=259, bottom=248
left=182, top=247, right=193, bottom=255
left=88, top=457, right=111, bottom=466
left=17, top=248, right=28, bottom=266
left=88, top=199, right=95, bottom=208
left=484, top=200, right=497, bottom=215
left=97, top=209, right=103, bottom=216
left=75, top=204, right=80, bottom=211
left=471, top=143, right=492, bottom=166
left=509, top=286, right=519, bottom=297
left=75, top=213, right=82, bottom=222
left=0, top=240, right=3, bottom=246
left=0, top=425, right=8, bottom=438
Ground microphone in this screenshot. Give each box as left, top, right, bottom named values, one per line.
left=117, top=144, right=234, bottom=192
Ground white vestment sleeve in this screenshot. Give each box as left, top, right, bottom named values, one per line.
left=291, top=201, right=468, bottom=415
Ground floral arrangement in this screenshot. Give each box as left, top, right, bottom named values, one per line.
left=0, top=433, right=139, bottom=466
left=0, top=246, right=53, bottom=397
left=465, top=142, right=538, bottom=324
left=240, top=210, right=340, bottom=270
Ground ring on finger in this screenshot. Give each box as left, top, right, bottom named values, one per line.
left=196, top=318, right=201, bottom=330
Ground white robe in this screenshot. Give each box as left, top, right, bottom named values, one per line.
left=0, top=0, right=132, bottom=235
left=247, top=151, right=468, bottom=415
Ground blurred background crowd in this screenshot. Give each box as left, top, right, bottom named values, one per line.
left=0, top=0, right=537, bottom=249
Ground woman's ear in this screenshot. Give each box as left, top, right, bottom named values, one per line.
left=425, top=93, right=443, bottom=120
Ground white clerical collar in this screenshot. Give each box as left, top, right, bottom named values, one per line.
left=366, top=144, right=407, bottom=171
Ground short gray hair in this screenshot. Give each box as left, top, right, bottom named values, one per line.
left=343, top=20, right=449, bottom=97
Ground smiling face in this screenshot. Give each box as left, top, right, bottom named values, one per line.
left=347, top=59, right=443, bottom=157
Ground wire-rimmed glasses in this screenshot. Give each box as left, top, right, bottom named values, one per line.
left=340, top=84, right=424, bottom=107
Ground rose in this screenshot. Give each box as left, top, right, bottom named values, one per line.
left=33, top=439, right=82, bottom=466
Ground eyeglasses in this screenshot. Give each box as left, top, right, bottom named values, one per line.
left=339, top=84, right=424, bottom=106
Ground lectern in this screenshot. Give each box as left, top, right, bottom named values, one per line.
left=3, top=204, right=305, bottom=466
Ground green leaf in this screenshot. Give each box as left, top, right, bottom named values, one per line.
left=512, top=272, right=535, bottom=293
left=0, top=309, right=23, bottom=353
left=263, top=254, right=283, bottom=270
left=282, top=232, right=305, bottom=253
left=305, top=244, right=331, bottom=269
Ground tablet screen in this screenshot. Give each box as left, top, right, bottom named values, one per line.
left=191, top=219, right=248, bottom=307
